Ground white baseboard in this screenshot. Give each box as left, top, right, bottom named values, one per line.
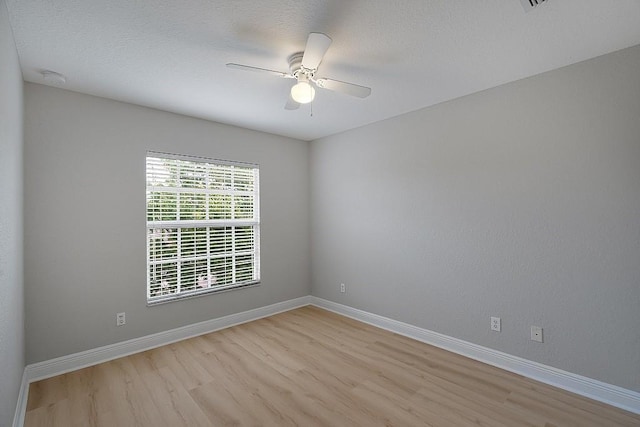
left=12, top=370, right=28, bottom=427
left=23, top=295, right=312, bottom=384
left=13, top=294, right=639, bottom=427
left=309, top=296, right=640, bottom=415
left=14, top=296, right=310, bottom=426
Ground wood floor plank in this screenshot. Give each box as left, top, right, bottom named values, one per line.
left=508, top=377, right=640, bottom=426
left=289, top=368, right=392, bottom=427
left=128, top=347, right=167, bottom=376
left=140, top=367, right=212, bottom=427
left=24, top=398, right=70, bottom=427
left=24, top=306, right=640, bottom=426
left=26, top=375, right=68, bottom=411
left=350, top=380, right=435, bottom=426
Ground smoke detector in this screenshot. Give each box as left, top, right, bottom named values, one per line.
left=520, top=0, right=548, bottom=12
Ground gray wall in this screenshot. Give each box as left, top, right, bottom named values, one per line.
left=310, top=45, right=640, bottom=391
left=24, top=83, right=310, bottom=363
left=0, top=0, right=24, bottom=425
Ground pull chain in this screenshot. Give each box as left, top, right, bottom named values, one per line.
left=309, top=82, right=314, bottom=117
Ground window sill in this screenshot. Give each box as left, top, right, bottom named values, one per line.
left=147, top=281, right=261, bottom=306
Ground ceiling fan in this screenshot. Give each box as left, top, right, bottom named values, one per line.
left=227, top=33, right=371, bottom=110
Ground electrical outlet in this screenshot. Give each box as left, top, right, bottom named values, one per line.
left=340, top=283, right=346, bottom=293
left=491, top=317, right=501, bottom=332
left=531, top=326, right=543, bottom=342
left=116, top=312, right=126, bottom=326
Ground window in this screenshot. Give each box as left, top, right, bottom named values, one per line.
left=146, top=152, right=260, bottom=304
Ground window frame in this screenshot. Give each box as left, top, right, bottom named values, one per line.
left=145, top=151, right=260, bottom=305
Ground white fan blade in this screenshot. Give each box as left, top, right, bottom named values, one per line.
left=301, top=33, right=332, bottom=70
left=285, top=95, right=300, bottom=110
left=314, top=78, right=371, bottom=98
left=226, top=63, right=293, bottom=78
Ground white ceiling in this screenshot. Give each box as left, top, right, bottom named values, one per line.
left=6, top=0, right=640, bottom=141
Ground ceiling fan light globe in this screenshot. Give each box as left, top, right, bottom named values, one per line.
left=291, top=81, right=315, bottom=104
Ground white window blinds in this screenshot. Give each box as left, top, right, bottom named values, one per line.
left=146, top=152, right=260, bottom=304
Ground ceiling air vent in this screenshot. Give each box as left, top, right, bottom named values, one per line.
left=520, top=0, right=548, bottom=12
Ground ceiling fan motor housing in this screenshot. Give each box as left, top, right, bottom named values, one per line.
left=288, top=52, right=314, bottom=80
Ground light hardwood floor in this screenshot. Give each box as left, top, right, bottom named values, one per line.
left=25, top=305, right=640, bottom=426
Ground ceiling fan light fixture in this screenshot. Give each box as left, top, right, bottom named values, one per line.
left=227, top=32, right=371, bottom=110
left=291, top=80, right=315, bottom=104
